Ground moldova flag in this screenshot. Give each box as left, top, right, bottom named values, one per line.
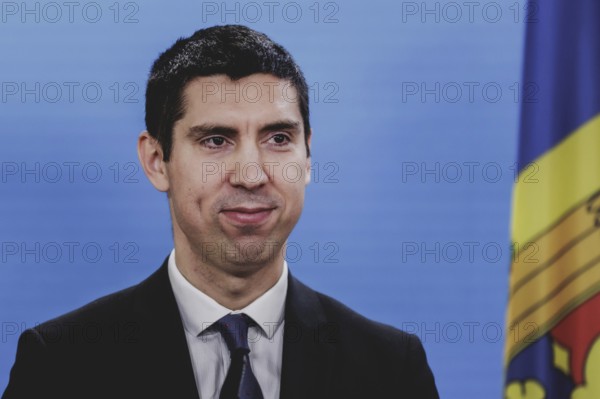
left=504, top=1, right=600, bottom=398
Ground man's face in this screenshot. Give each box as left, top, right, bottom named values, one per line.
left=162, top=74, right=310, bottom=274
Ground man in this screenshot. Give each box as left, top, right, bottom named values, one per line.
left=3, top=25, right=438, bottom=399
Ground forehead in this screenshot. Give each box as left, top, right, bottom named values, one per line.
left=179, top=74, right=302, bottom=127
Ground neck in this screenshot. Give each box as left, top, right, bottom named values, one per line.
left=173, top=239, right=284, bottom=310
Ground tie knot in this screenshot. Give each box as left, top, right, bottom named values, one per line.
left=214, top=313, right=252, bottom=353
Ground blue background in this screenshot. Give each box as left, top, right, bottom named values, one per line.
left=0, top=0, right=526, bottom=397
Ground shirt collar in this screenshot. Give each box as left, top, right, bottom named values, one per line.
left=167, top=248, right=288, bottom=339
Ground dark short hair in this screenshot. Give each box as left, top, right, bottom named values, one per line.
left=145, top=24, right=311, bottom=161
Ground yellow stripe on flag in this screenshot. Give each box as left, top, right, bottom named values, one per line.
left=511, top=114, right=600, bottom=245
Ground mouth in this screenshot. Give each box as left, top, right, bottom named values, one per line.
left=220, top=206, right=276, bottom=226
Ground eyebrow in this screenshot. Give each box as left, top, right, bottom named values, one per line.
left=186, top=119, right=301, bottom=139
left=259, top=120, right=301, bottom=134
left=186, top=124, right=236, bottom=139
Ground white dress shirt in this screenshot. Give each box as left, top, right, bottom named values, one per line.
left=167, top=249, right=288, bottom=399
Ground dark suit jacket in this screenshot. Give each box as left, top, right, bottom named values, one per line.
left=3, top=257, right=439, bottom=399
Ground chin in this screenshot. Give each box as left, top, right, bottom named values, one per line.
left=222, top=244, right=279, bottom=268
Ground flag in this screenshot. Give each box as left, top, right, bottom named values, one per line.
left=504, top=1, right=600, bottom=398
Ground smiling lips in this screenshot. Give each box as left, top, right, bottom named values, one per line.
left=220, top=206, right=276, bottom=225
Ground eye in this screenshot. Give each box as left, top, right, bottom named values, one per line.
left=201, top=136, right=228, bottom=149
left=269, top=133, right=291, bottom=146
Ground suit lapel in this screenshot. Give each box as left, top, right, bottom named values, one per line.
left=279, top=273, right=336, bottom=399
left=132, top=257, right=200, bottom=399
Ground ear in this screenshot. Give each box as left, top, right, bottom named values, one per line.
left=137, top=131, right=169, bottom=192
left=304, top=129, right=312, bottom=185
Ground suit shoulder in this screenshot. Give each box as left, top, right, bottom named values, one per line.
left=29, top=260, right=171, bottom=346
left=308, top=288, right=439, bottom=397
left=34, top=283, right=139, bottom=337
left=313, top=290, right=417, bottom=346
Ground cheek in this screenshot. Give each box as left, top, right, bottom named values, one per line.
left=282, top=179, right=306, bottom=215
left=170, top=169, right=213, bottom=215
left=281, top=160, right=308, bottom=197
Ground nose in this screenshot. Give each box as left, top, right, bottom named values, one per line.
left=225, top=143, right=269, bottom=190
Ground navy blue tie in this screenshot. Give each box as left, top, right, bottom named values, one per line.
left=214, top=313, right=264, bottom=399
